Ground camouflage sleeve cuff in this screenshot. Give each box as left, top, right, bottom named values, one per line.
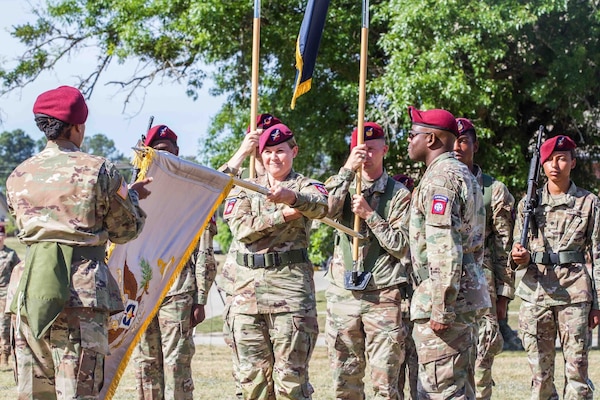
left=218, top=163, right=239, bottom=176
left=196, top=293, right=208, bottom=305
left=338, top=167, right=355, bottom=181
left=430, top=308, right=456, bottom=325
left=496, top=284, right=515, bottom=300
left=365, top=210, right=383, bottom=226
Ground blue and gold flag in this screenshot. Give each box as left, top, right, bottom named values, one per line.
left=290, top=0, right=330, bottom=109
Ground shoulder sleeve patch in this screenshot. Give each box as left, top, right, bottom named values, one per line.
left=431, top=194, right=448, bottom=215
left=224, top=198, right=238, bottom=217
left=117, top=178, right=129, bottom=200
left=311, top=182, right=329, bottom=195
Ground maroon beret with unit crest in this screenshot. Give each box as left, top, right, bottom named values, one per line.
left=350, top=122, right=385, bottom=149
left=540, top=135, right=577, bottom=164
left=144, top=125, right=178, bottom=146
left=33, top=85, right=89, bottom=125
left=259, top=123, right=294, bottom=153
left=456, top=118, right=476, bottom=139
left=246, top=113, right=282, bottom=133
left=408, top=106, right=458, bottom=136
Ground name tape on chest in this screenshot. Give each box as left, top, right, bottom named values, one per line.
left=311, top=182, right=328, bottom=195
left=224, top=198, right=238, bottom=216
left=431, top=194, right=449, bottom=215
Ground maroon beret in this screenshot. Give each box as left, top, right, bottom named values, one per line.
left=144, top=125, right=178, bottom=146
left=392, top=174, right=415, bottom=191
left=350, top=122, right=385, bottom=149
left=408, top=106, right=458, bottom=136
left=33, top=85, right=88, bottom=125
left=259, top=123, right=294, bottom=153
left=456, top=118, right=476, bottom=139
left=540, top=135, right=577, bottom=164
left=246, top=113, right=282, bottom=133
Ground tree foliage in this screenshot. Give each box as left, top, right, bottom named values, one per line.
left=0, top=129, right=36, bottom=190
left=1, top=0, right=600, bottom=199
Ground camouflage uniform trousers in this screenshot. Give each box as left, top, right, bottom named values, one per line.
left=398, top=317, right=418, bottom=400
left=325, top=284, right=406, bottom=400
left=518, top=300, right=593, bottom=400
left=0, top=293, right=10, bottom=356
left=13, top=307, right=107, bottom=400
left=413, top=311, right=477, bottom=400
left=133, top=291, right=195, bottom=400
left=474, top=268, right=504, bottom=400
left=222, top=294, right=244, bottom=399
left=229, top=308, right=318, bottom=400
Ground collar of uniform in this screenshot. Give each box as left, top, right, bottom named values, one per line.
left=351, top=170, right=389, bottom=196
left=48, top=139, right=81, bottom=152
left=539, top=181, right=577, bottom=207
left=428, top=151, right=454, bottom=170
left=260, top=169, right=298, bottom=188
left=472, top=164, right=483, bottom=186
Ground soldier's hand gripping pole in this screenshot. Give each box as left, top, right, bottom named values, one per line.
left=520, top=125, right=544, bottom=249
left=131, top=115, right=154, bottom=184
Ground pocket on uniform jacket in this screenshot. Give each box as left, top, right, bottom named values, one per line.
left=76, top=348, right=105, bottom=397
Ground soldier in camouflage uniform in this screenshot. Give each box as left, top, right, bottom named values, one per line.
left=217, top=113, right=281, bottom=399
left=133, top=124, right=217, bottom=400
left=223, top=123, right=328, bottom=399
left=391, top=174, right=418, bottom=400
left=406, top=106, right=490, bottom=399
left=454, top=118, right=515, bottom=400
left=5, top=85, right=150, bottom=399
left=511, top=135, right=600, bottom=400
left=0, top=225, right=20, bottom=369
left=324, top=122, right=411, bottom=400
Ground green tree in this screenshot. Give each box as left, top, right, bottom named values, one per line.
left=0, top=129, right=36, bottom=189
left=81, top=133, right=124, bottom=161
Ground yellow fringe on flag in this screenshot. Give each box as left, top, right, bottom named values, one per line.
left=290, top=38, right=313, bottom=110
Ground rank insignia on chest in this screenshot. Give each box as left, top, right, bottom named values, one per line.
left=224, top=198, right=237, bottom=216
left=311, top=183, right=329, bottom=195
left=431, top=195, right=448, bottom=215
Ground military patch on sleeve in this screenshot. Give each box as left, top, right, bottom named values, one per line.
left=224, top=198, right=237, bottom=216
left=311, top=183, right=329, bottom=195
left=431, top=194, right=448, bottom=215
left=117, top=178, right=129, bottom=200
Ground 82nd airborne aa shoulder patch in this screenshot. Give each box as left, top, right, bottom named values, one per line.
left=431, top=194, right=448, bottom=215
left=224, top=198, right=238, bottom=216
left=311, top=182, right=329, bottom=195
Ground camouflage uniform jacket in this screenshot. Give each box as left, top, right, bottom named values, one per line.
left=473, top=165, right=516, bottom=300
left=223, top=170, right=328, bottom=314
left=0, top=246, right=20, bottom=295
left=6, top=139, right=147, bottom=312
left=324, top=168, right=411, bottom=290
left=410, top=152, right=490, bottom=324
left=512, top=182, right=600, bottom=309
left=166, top=217, right=217, bottom=305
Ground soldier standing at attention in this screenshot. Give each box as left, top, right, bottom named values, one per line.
left=216, top=113, right=281, bottom=399
left=5, top=85, right=150, bottom=399
left=133, top=124, right=217, bottom=400
left=0, top=225, right=20, bottom=369
left=223, top=123, right=328, bottom=399
left=406, top=106, right=490, bottom=399
left=324, top=122, right=411, bottom=399
left=454, top=118, right=515, bottom=400
left=511, top=135, right=600, bottom=400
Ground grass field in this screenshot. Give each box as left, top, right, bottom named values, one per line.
left=3, top=238, right=600, bottom=398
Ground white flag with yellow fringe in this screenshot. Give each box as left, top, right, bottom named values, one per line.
left=100, top=148, right=233, bottom=399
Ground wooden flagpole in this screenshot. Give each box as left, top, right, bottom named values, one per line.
left=351, top=0, right=369, bottom=283
left=249, top=0, right=261, bottom=179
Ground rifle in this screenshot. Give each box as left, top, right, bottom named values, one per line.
left=130, top=115, right=154, bottom=184
left=519, top=125, right=544, bottom=249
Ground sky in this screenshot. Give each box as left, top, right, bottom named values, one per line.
left=0, top=1, right=226, bottom=159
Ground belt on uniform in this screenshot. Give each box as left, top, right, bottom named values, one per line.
left=531, top=251, right=585, bottom=266
left=236, top=248, right=309, bottom=269
left=411, top=253, right=476, bottom=287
